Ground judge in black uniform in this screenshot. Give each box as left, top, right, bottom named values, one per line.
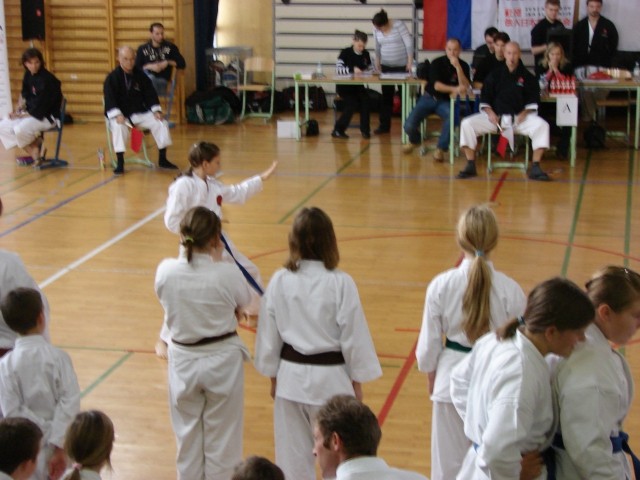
left=0, top=48, right=61, bottom=164
left=104, top=46, right=177, bottom=174
left=458, top=42, right=551, bottom=181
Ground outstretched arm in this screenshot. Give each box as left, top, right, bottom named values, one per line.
left=260, top=161, right=278, bottom=181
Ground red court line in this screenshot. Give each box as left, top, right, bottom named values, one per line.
left=377, top=173, right=509, bottom=426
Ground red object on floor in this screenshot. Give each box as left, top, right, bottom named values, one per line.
left=131, top=127, right=143, bottom=153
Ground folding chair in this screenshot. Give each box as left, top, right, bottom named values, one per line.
left=158, top=68, right=178, bottom=127
left=37, top=97, right=69, bottom=170
left=103, top=99, right=154, bottom=169
left=486, top=133, right=530, bottom=173
left=237, top=56, right=275, bottom=121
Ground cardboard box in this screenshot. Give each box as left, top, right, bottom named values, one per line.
left=277, top=120, right=298, bottom=138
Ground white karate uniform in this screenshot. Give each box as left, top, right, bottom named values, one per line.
left=0, top=249, right=51, bottom=351
left=0, top=115, right=54, bottom=150
left=254, top=260, right=383, bottom=480
left=451, top=330, right=555, bottom=480
left=460, top=111, right=550, bottom=151
left=415, top=259, right=525, bottom=480
left=553, top=324, right=633, bottom=479
left=162, top=173, right=264, bottom=327
left=0, top=335, right=81, bottom=480
left=0, top=472, right=12, bottom=480
left=336, top=457, right=429, bottom=480
left=155, top=251, right=252, bottom=480
left=106, top=109, right=171, bottom=153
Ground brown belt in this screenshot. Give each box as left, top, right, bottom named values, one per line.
left=0, top=348, right=12, bottom=358
left=280, top=342, right=345, bottom=365
left=172, top=331, right=237, bottom=347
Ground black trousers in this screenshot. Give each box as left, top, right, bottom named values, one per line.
left=335, top=85, right=370, bottom=134
left=379, top=65, right=407, bottom=130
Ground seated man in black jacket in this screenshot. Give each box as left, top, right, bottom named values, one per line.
left=458, top=42, right=550, bottom=181
left=135, top=23, right=186, bottom=95
left=104, top=46, right=177, bottom=175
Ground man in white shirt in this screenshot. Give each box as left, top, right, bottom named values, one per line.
left=313, top=395, right=429, bottom=480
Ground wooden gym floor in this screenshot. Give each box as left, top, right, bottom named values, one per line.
left=0, top=111, right=639, bottom=479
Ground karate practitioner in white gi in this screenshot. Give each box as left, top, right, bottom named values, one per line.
left=155, top=206, right=253, bottom=480
left=416, top=204, right=525, bottom=480
left=0, top=288, right=80, bottom=480
left=254, top=207, right=382, bottom=480
left=553, top=266, right=640, bottom=479
left=0, top=249, right=51, bottom=360
left=451, top=277, right=594, bottom=480
left=157, top=141, right=277, bottom=358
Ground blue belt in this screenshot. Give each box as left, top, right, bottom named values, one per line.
left=220, top=233, right=264, bottom=295
left=553, top=431, right=640, bottom=478
left=445, top=338, right=472, bottom=353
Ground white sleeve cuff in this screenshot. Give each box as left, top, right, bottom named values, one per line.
left=107, top=108, right=122, bottom=119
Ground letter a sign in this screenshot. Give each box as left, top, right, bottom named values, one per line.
left=556, top=96, right=578, bottom=127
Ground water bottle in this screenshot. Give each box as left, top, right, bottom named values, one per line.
left=315, top=62, right=324, bottom=79
left=634, top=62, right=640, bottom=81
left=411, top=62, right=417, bottom=78
left=538, top=74, right=547, bottom=95
left=97, top=148, right=105, bottom=170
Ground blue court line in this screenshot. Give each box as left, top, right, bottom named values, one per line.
left=0, top=176, right=117, bottom=239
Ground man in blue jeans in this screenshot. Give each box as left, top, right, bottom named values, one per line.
left=403, top=38, right=471, bottom=160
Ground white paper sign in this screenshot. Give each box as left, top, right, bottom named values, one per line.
left=556, top=95, right=578, bottom=127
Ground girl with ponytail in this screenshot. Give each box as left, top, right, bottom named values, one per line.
left=155, top=206, right=253, bottom=479
left=451, top=276, right=594, bottom=479
left=416, top=204, right=526, bottom=480
left=61, top=410, right=114, bottom=480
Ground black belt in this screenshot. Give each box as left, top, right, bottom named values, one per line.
left=445, top=338, right=472, bottom=353
left=172, top=331, right=237, bottom=347
left=280, top=343, right=345, bottom=365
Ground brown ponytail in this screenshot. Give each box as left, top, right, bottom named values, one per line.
left=179, top=206, right=222, bottom=263
left=457, top=205, right=499, bottom=343
left=496, top=277, right=594, bottom=340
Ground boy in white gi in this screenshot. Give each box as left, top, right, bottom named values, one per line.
left=0, top=288, right=81, bottom=480
left=0, top=417, right=43, bottom=480
left=451, top=277, right=594, bottom=480
left=0, top=249, right=51, bottom=361
left=254, top=207, right=382, bottom=480
left=553, top=266, right=640, bottom=479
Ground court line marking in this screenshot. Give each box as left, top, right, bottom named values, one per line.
left=0, top=176, right=119, bottom=239
left=561, top=152, right=591, bottom=276
left=277, top=143, right=371, bottom=224
left=80, top=352, right=133, bottom=398
left=39, top=206, right=165, bottom=288
left=377, top=172, right=510, bottom=426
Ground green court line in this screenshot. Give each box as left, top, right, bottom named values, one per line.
left=80, top=351, right=133, bottom=398
left=624, top=149, right=636, bottom=268
left=561, top=151, right=592, bottom=277
left=277, top=144, right=371, bottom=224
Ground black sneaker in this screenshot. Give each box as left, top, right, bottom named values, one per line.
left=331, top=130, right=349, bottom=139
left=374, top=127, right=390, bottom=135
left=528, top=164, right=551, bottom=181
left=361, top=131, right=371, bottom=139
left=158, top=159, right=179, bottom=170
left=456, top=161, right=478, bottom=179
left=113, top=166, right=124, bottom=175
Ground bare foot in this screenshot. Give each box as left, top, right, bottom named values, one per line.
left=155, top=339, right=168, bottom=359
